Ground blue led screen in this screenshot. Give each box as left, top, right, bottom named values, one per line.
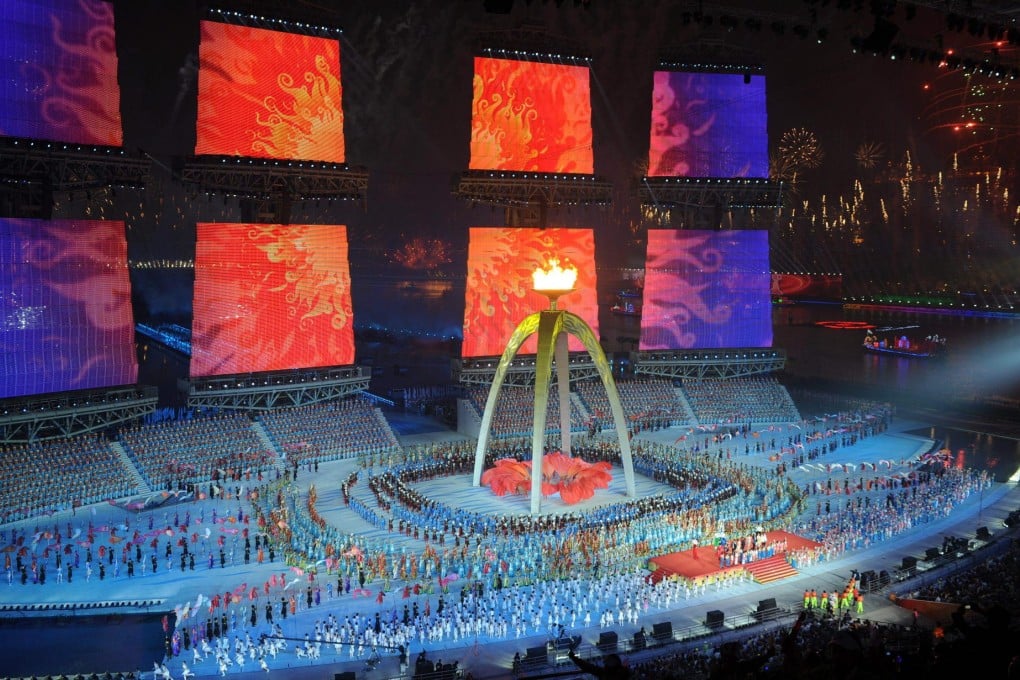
left=639, top=229, right=773, bottom=350
left=0, top=0, right=122, bottom=145
left=0, top=218, right=137, bottom=398
left=648, top=71, right=767, bottom=178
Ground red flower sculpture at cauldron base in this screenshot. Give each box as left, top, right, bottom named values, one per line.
left=480, top=451, right=613, bottom=505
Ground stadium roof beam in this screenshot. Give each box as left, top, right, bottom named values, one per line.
left=0, top=386, right=159, bottom=444
left=182, top=366, right=370, bottom=412
left=657, top=38, right=766, bottom=72
left=475, top=24, right=589, bottom=63
left=867, top=1, right=1020, bottom=24
left=631, top=348, right=786, bottom=380
left=204, top=0, right=345, bottom=31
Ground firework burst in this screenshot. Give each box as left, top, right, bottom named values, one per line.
left=769, top=152, right=801, bottom=195
left=855, top=141, right=884, bottom=169
left=778, top=127, right=824, bottom=170
left=388, top=236, right=453, bottom=271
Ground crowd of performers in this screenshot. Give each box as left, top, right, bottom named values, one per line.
left=714, top=529, right=787, bottom=568
left=0, top=397, right=997, bottom=677
left=293, top=437, right=798, bottom=584
left=0, top=434, right=139, bottom=523
left=802, top=572, right=866, bottom=616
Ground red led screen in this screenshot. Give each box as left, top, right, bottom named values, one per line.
left=0, top=0, right=122, bottom=146
left=469, top=57, right=593, bottom=174
left=462, top=227, right=599, bottom=358
left=195, top=21, right=344, bottom=162
left=191, top=223, right=354, bottom=377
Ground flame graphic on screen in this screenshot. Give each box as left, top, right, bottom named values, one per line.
left=469, top=58, right=592, bottom=173
left=462, top=228, right=598, bottom=357
left=196, top=23, right=344, bottom=162
left=250, top=224, right=352, bottom=332
left=191, top=223, right=354, bottom=377
left=252, top=54, right=343, bottom=160
left=471, top=76, right=539, bottom=169
left=648, top=71, right=768, bottom=178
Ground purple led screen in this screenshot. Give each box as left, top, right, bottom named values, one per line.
left=648, top=71, right=767, bottom=178
left=0, top=218, right=137, bottom=399
left=0, top=0, right=122, bottom=146
left=639, top=230, right=772, bottom=350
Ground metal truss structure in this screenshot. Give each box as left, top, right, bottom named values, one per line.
left=657, top=38, right=765, bottom=72
left=454, top=170, right=613, bottom=210
left=475, top=24, right=587, bottom=61
left=0, top=137, right=151, bottom=217
left=0, top=386, right=159, bottom=444
left=0, top=139, right=372, bottom=220
left=183, top=366, right=370, bottom=412
left=914, top=0, right=1020, bottom=19
left=632, top=348, right=786, bottom=380
left=639, top=177, right=784, bottom=211
left=457, top=348, right=784, bottom=385
left=181, top=156, right=369, bottom=212
left=454, top=352, right=600, bottom=388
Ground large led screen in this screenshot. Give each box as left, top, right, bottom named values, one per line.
left=191, top=223, right=354, bottom=377
left=0, top=0, right=122, bottom=145
left=0, top=218, right=137, bottom=399
left=463, top=227, right=599, bottom=358
left=195, top=21, right=344, bottom=162
left=648, top=71, right=767, bottom=178
left=469, top=57, right=593, bottom=174
left=639, top=230, right=772, bottom=350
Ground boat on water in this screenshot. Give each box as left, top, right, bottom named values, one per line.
left=863, top=331, right=945, bottom=358
left=610, top=289, right=642, bottom=317
left=610, top=300, right=641, bottom=316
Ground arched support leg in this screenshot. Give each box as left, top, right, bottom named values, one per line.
left=472, top=313, right=542, bottom=487
left=555, top=331, right=571, bottom=457
left=562, top=312, right=637, bottom=499
left=529, top=311, right=566, bottom=515
left=472, top=307, right=634, bottom=513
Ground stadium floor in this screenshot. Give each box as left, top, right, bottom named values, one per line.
left=1, top=415, right=1018, bottom=679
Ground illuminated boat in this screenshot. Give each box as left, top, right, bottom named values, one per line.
left=863, top=332, right=944, bottom=359
left=610, top=289, right=642, bottom=316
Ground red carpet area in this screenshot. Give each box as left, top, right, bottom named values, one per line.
left=647, top=531, right=823, bottom=585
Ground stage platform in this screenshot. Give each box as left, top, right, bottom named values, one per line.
left=647, top=530, right=824, bottom=584
left=408, top=463, right=679, bottom=517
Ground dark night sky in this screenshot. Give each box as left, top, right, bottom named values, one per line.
left=109, top=0, right=1018, bottom=333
